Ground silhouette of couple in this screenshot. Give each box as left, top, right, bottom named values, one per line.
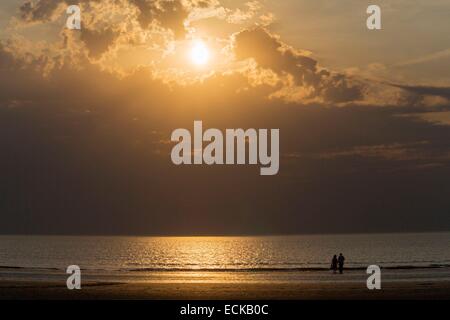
left=331, top=253, right=345, bottom=274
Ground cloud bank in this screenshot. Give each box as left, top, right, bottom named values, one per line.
left=0, top=0, right=449, bottom=234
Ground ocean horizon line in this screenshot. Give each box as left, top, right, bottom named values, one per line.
left=1, top=230, right=449, bottom=238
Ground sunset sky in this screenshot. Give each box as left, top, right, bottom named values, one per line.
left=1, top=0, right=449, bottom=235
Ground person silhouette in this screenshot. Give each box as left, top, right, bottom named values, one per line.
left=338, top=253, right=345, bottom=274
left=331, top=255, right=338, bottom=274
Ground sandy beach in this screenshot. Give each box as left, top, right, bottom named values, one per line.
left=1, top=279, right=450, bottom=300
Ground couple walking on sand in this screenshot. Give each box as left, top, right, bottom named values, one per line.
left=331, top=253, right=345, bottom=274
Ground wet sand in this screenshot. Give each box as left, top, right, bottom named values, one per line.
left=1, top=280, right=449, bottom=300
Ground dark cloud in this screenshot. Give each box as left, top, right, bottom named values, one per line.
left=234, top=27, right=317, bottom=76
left=130, top=0, right=155, bottom=28
left=80, top=27, right=117, bottom=58
left=233, top=27, right=363, bottom=103
left=131, top=0, right=188, bottom=38
left=20, top=0, right=86, bottom=22
left=20, top=0, right=62, bottom=22
left=392, top=84, right=450, bottom=100
left=156, top=0, right=188, bottom=39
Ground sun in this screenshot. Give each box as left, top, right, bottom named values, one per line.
left=190, top=40, right=210, bottom=66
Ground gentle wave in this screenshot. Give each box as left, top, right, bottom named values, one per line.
left=2, top=264, right=450, bottom=273
left=0, top=265, right=60, bottom=271
left=126, top=264, right=450, bottom=272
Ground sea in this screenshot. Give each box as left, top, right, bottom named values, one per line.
left=1, top=233, right=449, bottom=284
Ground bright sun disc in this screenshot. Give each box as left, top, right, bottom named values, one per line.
left=190, top=41, right=210, bottom=66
